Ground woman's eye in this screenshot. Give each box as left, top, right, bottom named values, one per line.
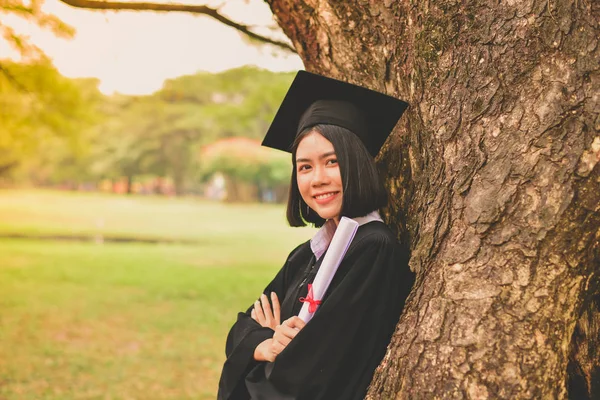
left=326, top=159, right=338, bottom=165
left=298, top=164, right=310, bottom=171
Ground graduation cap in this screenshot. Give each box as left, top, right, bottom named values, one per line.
left=261, top=70, right=409, bottom=157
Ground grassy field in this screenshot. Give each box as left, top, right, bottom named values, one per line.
left=0, top=189, right=314, bottom=399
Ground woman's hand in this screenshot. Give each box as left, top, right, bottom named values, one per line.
left=271, top=316, right=306, bottom=356
left=253, top=317, right=306, bottom=362
left=253, top=338, right=277, bottom=362
left=251, top=292, right=281, bottom=330
left=254, top=316, right=306, bottom=362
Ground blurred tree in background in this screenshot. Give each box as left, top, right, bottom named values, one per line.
left=0, top=0, right=101, bottom=180
left=0, top=60, right=101, bottom=181
left=0, top=0, right=294, bottom=200
left=82, top=67, right=294, bottom=198
left=202, top=137, right=289, bottom=202
left=0, top=64, right=294, bottom=198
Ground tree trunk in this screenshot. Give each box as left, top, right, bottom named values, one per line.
left=0, top=161, right=19, bottom=178
left=173, top=172, right=185, bottom=197
left=267, top=0, right=599, bottom=398
left=126, top=174, right=134, bottom=194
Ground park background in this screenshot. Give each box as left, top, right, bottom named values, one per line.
left=4, top=0, right=598, bottom=398
left=0, top=1, right=312, bottom=398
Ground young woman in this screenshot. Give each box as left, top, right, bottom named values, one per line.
left=217, top=71, right=415, bottom=400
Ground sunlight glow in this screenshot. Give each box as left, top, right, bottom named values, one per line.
left=0, top=0, right=303, bottom=94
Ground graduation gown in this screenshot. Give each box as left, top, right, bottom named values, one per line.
left=217, top=221, right=414, bottom=400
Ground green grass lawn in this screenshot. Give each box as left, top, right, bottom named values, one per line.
left=0, top=189, right=314, bottom=399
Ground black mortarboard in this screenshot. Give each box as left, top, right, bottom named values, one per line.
left=261, top=71, right=409, bottom=157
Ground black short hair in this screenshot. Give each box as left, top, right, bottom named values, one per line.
left=286, top=124, right=388, bottom=227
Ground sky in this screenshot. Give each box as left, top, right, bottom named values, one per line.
left=0, top=0, right=304, bottom=95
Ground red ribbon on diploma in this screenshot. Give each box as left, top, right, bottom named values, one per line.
left=299, top=284, right=322, bottom=313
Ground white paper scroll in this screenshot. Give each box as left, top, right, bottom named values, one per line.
left=298, top=216, right=359, bottom=323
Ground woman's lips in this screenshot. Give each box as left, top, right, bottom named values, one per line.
left=313, top=191, right=340, bottom=205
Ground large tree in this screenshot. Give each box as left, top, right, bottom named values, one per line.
left=59, top=0, right=600, bottom=398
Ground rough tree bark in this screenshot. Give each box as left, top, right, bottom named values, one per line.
left=266, top=0, right=599, bottom=398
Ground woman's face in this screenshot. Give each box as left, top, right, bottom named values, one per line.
left=295, top=131, right=343, bottom=224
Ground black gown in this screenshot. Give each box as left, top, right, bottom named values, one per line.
left=217, top=221, right=414, bottom=400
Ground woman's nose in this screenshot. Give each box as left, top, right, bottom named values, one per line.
left=311, top=166, right=329, bottom=186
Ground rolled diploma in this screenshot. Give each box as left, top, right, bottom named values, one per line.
left=298, top=216, right=359, bottom=323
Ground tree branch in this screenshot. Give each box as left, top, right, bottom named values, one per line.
left=58, top=0, right=296, bottom=53
left=0, top=62, right=29, bottom=92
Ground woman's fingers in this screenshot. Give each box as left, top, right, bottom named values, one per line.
left=254, top=300, right=266, bottom=325
left=270, top=316, right=307, bottom=355
left=271, top=338, right=286, bottom=355
left=284, top=316, right=306, bottom=330
left=253, top=292, right=282, bottom=330
left=271, top=292, right=281, bottom=326
left=273, top=322, right=301, bottom=346
left=260, top=294, right=273, bottom=327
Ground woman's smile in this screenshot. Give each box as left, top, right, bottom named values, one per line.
left=313, top=191, right=340, bottom=204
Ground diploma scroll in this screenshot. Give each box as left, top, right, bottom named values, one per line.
left=298, top=217, right=359, bottom=323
